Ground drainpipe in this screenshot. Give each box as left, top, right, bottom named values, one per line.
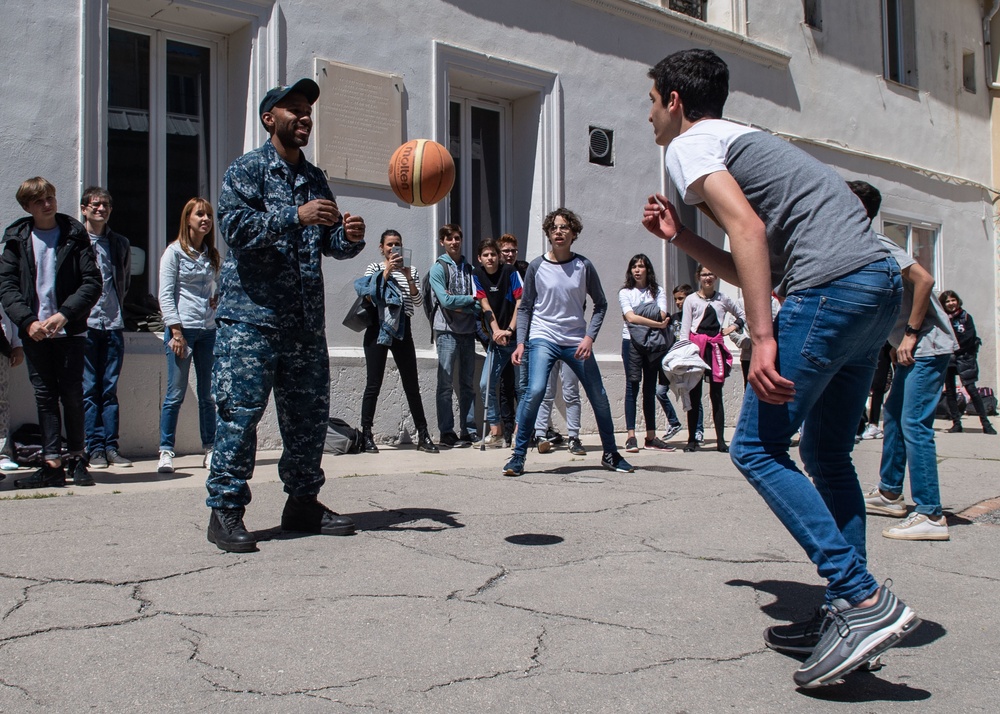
left=985, top=0, right=1000, bottom=86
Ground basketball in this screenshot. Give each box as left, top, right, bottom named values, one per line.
left=388, top=139, right=456, bottom=207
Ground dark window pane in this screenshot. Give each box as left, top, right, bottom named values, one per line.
left=107, top=28, right=151, bottom=307
left=470, top=105, right=501, bottom=244
left=165, top=40, right=211, bottom=247
left=669, top=0, right=706, bottom=21
left=448, top=101, right=461, bottom=227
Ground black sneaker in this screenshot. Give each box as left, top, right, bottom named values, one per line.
left=568, top=437, right=586, bottom=455
left=89, top=449, right=109, bottom=470
left=984, top=422, right=998, bottom=436
left=14, top=464, right=66, bottom=489
left=70, top=458, right=95, bottom=486
left=458, top=432, right=477, bottom=448
left=281, top=495, right=356, bottom=536
left=683, top=441, right=699, bottom=452
left=601, top=451, right=635, bottom=473
left=764, top=607, right=828, bottom=655
left=439, top=431, right=459, bottom=448
left=207, top=508, right=258, bottom=553
left=503, top=453, right=525, bottom=477
left=946, top=422, right=963, bottom=433
left=545, top=428, right=564, bottom=446
left=624, top=436, right=639, bottom=453
left=644, top=437, right=675, bottom=452
left=793, top=585, right=920, bottom=688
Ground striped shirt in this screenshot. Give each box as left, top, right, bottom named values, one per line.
left=363, top=262, right=423, bottom=317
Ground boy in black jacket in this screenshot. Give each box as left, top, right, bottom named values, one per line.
left=0, top=177, right=102, bottom=488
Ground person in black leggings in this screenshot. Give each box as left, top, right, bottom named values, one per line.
left=940, top=290, right=996, bottom=435
left=359, top=230, right=439, bottom=453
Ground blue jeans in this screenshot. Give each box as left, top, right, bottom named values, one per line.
left=514, top=339, right=617, bottom=456
left=435, top=331, right=477, bottom=436
left=655, top=383, right=682, bottom=429
left=730, top=258, right=902, bottom=605
left=83, top=329, right=125, bottom=453
left=878, top=354, right=950, bottom=517
left=159, top=327, right=216, bottom=451
left=536, top=361, right=581, bottom=437
left=482, top=341, right=520, bottom=425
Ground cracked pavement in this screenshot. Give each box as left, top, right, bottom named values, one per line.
left=0, top=431, right=996, bottom=712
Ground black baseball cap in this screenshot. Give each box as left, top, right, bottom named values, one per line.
left=259, top=78, right=320, bottom=118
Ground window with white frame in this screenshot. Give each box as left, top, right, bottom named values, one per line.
left=447, top=94, right=509, bottom=251
left=882, top=217, right=940, bottom=283
left=106, top=23, right=223, bottom=308
left=883, top=0, right=918, bottom=87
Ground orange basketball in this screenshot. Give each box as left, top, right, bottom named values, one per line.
left=388, top=139, right=456, bottom=207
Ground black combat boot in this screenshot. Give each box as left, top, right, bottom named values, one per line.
left=281, top=495, right=355, bottom=535
left=207, top=508, right=258, bottom=552
left=361, top=427, right=379, bottom=453
left=416, top=428, right=439, bottom=453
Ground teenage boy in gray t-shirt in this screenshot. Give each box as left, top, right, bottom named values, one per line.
left=504, top=208, right=632, bottom=476
left=641, top=49, right=914, bottom=688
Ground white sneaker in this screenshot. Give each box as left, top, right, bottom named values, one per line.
left=481, top=435, right=504, bottom=449
left=0, top=456, right=19, bottom=471
left=203, top=448, right=214, bottom=469
left=157, top=450, right=175, bottom=474
left=862, top=423, right=884, bottom=440
left=864, top=487, right=906, bottom=517
left=882, top=512, right=950, bottom=541
left=695, top=429, right=704, bottom=444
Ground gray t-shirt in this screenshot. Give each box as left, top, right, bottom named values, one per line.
left=876, top=235, right=958, bottom=357
left=665, top=120, right=889, bottom=297
left=32, top=226, right=65, bottom=335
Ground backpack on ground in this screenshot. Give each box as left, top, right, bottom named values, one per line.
left=968, top=386, right=998, bottom=416
left=324, top=417, right=363, bottom=455
left=11, top=423, right=49, bottom=466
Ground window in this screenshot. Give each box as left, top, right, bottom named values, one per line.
left=107, top=25, right=221, bottom=306
left=803, top=0, right=822, bottom=31
left=448, top=96, right=508, bottom=249
left=668, top=0, right=707, bottom=21
left=883, top=0, right=917, bottom=87
left=963, top=51, right=976, bottom=93
left=668, top=186, right=702, bottom=291
left=882, top=218, right=940, bottom=283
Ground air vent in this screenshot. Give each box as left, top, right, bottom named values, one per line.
left=589, top=126, right=614, bottom=167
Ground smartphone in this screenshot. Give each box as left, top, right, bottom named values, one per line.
left=390, top=245, right=402, bottom=257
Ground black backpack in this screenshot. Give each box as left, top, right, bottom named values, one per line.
left=324, top=417, right=363, bottom=455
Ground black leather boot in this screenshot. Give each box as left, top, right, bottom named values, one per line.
left=417, top=428, right=439, bottom=453
left=362, top=427, right=379, bottom=453
left=207, top=508, right=258, bottom=552
left=281, top=495, right=355, bottom=535
left=947, top=421, right=963, bottom=433
left=983, top=419, right=997, bottom=436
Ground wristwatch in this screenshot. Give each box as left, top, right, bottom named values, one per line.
left=904, top=324, right=921, bottom=336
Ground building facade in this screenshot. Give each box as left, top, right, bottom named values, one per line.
left=2, top=0, right=996, bottom=453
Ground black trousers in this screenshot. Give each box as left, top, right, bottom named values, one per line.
left=688, top=378, right=724, bottom=444
left=361, top=321, right=429, bottom=431
left=22, top=336, right=87, bottom=460
left=944, top=365, right=990, bottom=423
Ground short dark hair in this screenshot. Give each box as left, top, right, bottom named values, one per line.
left=648, top=49, right=729, bottom=122
left=477, top=238, right=499, bottom=256
left=846, top=180, right=882, bottom=220
left=81, top=186, right=112, bottom=208
left=673, top=284, right=693, bottom=296
left=439, top=223, right=462, bottom=242
left=938, top=290, right=962, bottom=309
left=542, top=208, right=583, bottom=239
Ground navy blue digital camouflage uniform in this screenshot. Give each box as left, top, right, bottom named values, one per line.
left=207, top=139, right=365, bottom=509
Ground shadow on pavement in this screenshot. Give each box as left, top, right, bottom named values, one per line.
left=798, top=672, right=932, bottom=702
left=726, top=578, right=827, bottom=622
left=251, top=508, right=465, bottom=542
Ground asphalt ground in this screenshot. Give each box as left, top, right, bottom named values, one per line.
left=0, top=427, right=997, bottom=712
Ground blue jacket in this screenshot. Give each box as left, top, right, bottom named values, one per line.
left=354, top=272, right=404, bottom=346
left=216, top=140, right=365, bottom=332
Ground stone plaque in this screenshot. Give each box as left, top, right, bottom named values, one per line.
left=314, top=58, right=403, bottom=186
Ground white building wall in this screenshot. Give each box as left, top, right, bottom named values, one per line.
left=1, top=0, right=996, bottom=453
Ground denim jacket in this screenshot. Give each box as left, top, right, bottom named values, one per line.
left=158, top=242, right=217, bottom=330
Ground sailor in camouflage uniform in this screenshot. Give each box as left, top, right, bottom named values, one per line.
left=206, top=78, right=367, bottom=552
